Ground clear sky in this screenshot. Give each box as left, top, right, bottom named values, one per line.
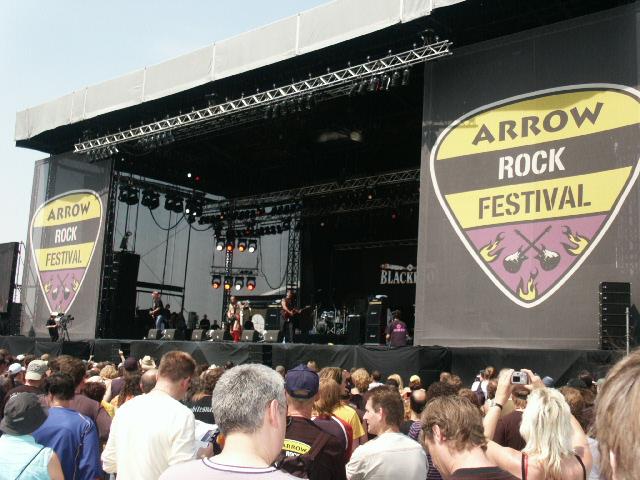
left=0, top=0, right=327, bottom=245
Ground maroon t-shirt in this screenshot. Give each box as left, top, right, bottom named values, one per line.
left=386, top=320, right=408, bottom=346
left=493, top=410, right=525, bottom=451
left=450, top=466, right=518, bottom=479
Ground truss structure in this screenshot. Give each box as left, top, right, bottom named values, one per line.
left=74, top=41, right=452, bottom=154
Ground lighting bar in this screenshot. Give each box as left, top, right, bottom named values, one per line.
left=74, top=41, right=452, bottom=153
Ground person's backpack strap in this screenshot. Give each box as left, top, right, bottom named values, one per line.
left=15, top=447, right=45, bottom=480
left=304, top=430, right=332, bottom=462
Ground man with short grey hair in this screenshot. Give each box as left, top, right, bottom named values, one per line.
left=160, top=363, right=294, bottom=479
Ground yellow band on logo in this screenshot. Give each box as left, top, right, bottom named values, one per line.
left=34, top=242, right=95, bottom=271
left=445, top=167, right=631, bottom=229
left=32, top=193, right=101, bottom=227
left=282, top=439, right=311, bottom=454
left=437, top=90, right=640, bottom=160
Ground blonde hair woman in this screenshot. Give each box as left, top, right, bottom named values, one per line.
left=484, top=369, right=591, bottom=479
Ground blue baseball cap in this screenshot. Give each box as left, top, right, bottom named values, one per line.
left=285, top=364, right=319, bottom=399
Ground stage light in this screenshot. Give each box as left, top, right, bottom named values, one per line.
left=226, top=240, right=235, bottom=252
left=248, top=239, right=257, bottom=253
left=357, top=79, right=367, bottom=95
left=237, top=239, right=247, bottom=252
left=141, top=189, right=160, bottom=210
left=185, top=197, right=203, bottom=218
left=367, top=76, right=379, bottom=92
left=223, top=277, right=233, bottom=290
left=391, top=70, right=401, bottom=87
left=118, top=185, right=139, bottom=206
left=164, top=194, right=183, bottom=213
left=234, top=277, right=244, bottom=291
left=216, top=239, right=225, bottom=251
left=246, top=277, right=256, bottom=291
left=402, top=68, right=411, bottom=86
left=264, top=105, right=271, bottom=119
left=211, top=275, right=221, bottom=289
left=187, top=172, right=192, bottom=178
left=381, top=73, right=391, bottom=90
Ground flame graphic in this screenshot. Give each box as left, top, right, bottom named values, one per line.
left=517, top=270, right=538, bottom=301
left=561, top=226, right=590, bottom=256
left=479, top=232, right=505, bottom=263
left=44, top=280, right=52, bottom=294
left=72, top=278, right=80, bottom=292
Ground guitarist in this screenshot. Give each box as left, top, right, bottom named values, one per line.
left=279, top=290, right=300, bottom=343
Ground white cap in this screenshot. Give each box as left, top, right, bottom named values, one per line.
left=8, top=363, right=23, bottom=376
left=16, top=354, right=25, bottom=361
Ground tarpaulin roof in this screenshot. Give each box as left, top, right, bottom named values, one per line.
left=14, top=0, right=463, bottom=143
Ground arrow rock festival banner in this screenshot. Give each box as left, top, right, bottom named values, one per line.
left=430, top=84, right=640, bottom=308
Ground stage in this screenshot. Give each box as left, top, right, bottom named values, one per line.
left=0, top=336, right=621, bottom=385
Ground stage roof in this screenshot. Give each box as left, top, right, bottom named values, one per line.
left=14, top=0, right=464, bottom=144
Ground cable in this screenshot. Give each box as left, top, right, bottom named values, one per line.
left=258, top=240, right=289, bottom=291
left=149, top=208, right=183, bottom=230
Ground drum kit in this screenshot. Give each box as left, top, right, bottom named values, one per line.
left=313, top=307, right=352, bottom=335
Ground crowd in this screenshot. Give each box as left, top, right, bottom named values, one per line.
left=0, top=345, right=638, bottom=480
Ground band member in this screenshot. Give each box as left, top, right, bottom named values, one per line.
left=46, top=314, right=59, bottom=342
left=150, top=291, right=166, bottom=331
left=279, top=290, right=300, bottom=343
left=227, top=296, right=243, bottom=342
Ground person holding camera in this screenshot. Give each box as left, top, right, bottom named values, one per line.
left=46, top=314, right=59, bottom=342
left=483, top=369, right=592, bottom=479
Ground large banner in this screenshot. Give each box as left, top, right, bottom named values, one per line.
left=21, top=154, right=111, bottom=339
left=416, top=5, right=640, bottom=348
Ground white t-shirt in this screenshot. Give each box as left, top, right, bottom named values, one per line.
left=160, top=458, right=296, bottom=479
left=102, top=390, right=196, bottom=480
left=346, top=431, right=427, bottom=479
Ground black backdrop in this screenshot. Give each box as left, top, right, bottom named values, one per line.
left=0, top=243, right=18, bottom=314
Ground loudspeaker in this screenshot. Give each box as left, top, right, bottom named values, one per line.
left=161, top=329, right=176, bottom=340
left=346, top=315, right=365, bottom=345
left=265, top=304, right=281, bottom=331
left=365, top=299, right=387, bottom=344
left=241, top=330, right=258, bottom=342
left=263, top=330, right=280, bottom=343
left=110, top=252, right=140, bottom=338
left=599, top=281, right=631, bottom=350
left=209, top=330, right=224, bottom=341
left=191, top=329, right=204, bottom=341
left=147, top=329, right=160, bottom=340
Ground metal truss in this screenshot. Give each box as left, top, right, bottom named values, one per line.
left=202, top=168, right=420, bottom=213
left=286, top=214, right=302, bottom=295
left=302, top=193, right=419, bottom=218
left=74, top=41, right=452, bottom=154
left=334, top=238, right=418, bottom=251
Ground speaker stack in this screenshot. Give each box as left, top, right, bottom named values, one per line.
left=109, top=252, right=140, bottom=339
left=365, top=299, right=387, bottom=344
left=599, top=282, right=631, bottom=350
left=265, top=303, right=281, bottom=331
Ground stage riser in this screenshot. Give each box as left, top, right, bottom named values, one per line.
left=0, top=337, right=621, bottom=387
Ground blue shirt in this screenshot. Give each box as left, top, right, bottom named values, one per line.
left=33, top=406, right=101, bottom=480
left=0, top=434, right=53, bottom=479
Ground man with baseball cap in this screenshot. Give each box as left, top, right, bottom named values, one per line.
left=0, top=392, right=64, bottom=479
left=277, top=364, right=346, bottom=479
left=1, top=360, right=48, bottom=418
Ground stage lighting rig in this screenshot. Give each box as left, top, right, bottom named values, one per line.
left=234, top=277, right=244, bottom=291
left=246, top=277, right=256, bottom=291
left=118, top=185, right=139, bottom=206
left=185, top=196, right=204, bottom=219
left=215, top=239, right=225, bottom=251
left=225, top=240, right=235, bottom=252
left=223, top=277, right=232, bottom=290
left=140, top=189, right=160, bottom=210
left=248, top=239, right=257, bottom=253
left=237, top=239, right=247, bottom=252
left=164, top=194, right=183, bottom=213
left=211, top=275, right=221, bottom=289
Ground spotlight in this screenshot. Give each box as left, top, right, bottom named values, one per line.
left=381, top=73, right=391, bottom=90
left=185, top=197, right=203, bottom=218
left=225, top=240, right=235, bottom=252
left=164, top=194, right=183, bottom=213
left=246, top=277, right=256, bottom=291
left=223, top=277, right=233, bottom=291
left=216, top=239, right=224, bottom=251
left=402, top=68, right=411, bottom=86
left=118, top=185, right=139, bottom=206
left=237, top=239, right=247, bottom=253
left=187, top=172, right=192, bottom=178
left=234, top=277, right=244, bottom=291
left=248, top=239, right=257, bottom=253
left=141, top=189, right=160, bottom=210
left=391, top=70, right=401, bottom=87
left=357, top=79, right=367, bottom=95
left=211, top=275, right=221, bottom=289
left=367, top=76, right=379, bottom=92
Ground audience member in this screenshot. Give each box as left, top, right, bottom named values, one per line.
left=387, top=373, right=404, bottom=391
left=160, top=363, right=294, bottom=478
left=278, top=364, right=346, bottom=479
left=422, top=395, right=517, bottom=479
left=484, top=369, right=591, bottom=479
left=46, top=355, right=112, bottom=442
left=0, top=392, right=64, bottom=479
left=493, top=386, right=529, bottom=451
left=140, top=368, right=158, bottom=393
left=33, top=373, right=102, bottom=480
left=307, top=360, right=319, bottom=372
left=409, top=374, right=422, bottom=391
left=276, top=365, right=287, bottom=378
left=400, top=388, right=426, bottom=440
left=110, top=355, right=139, bottom=397
left=1, top=359, right=47, bottom=416
left=314, top=378, right=354, bottom=459
left=346, top=386, right=426, bottom=479
left=102, top=351, right=197, bottom=479
left=184, top=367, right=223, bottom=424
left=595, top=348, right=640, bottom=480
left=368, top=370, right=384, bottom=390
left=111, top=372, right=142, bottom=408
left=139, top=355, right=157, bottom=371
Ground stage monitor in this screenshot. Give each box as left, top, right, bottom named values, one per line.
left=0, top=242, right=18, bottom=314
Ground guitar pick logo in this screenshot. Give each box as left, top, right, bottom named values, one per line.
left=430, top=84, right=640, bottom=307
left=29, top=190, right=103, bottom=314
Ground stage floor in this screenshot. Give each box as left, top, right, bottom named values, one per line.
left=0, top=336, right=622, bottom=386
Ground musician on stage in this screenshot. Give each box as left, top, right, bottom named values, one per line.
left=227, top=296, right=244, bottom=342
left=279, top=290, right=299, bottom=343
left=150, top=291, right=166, bottom=331
left=46, top=314, right=59, bottom=342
